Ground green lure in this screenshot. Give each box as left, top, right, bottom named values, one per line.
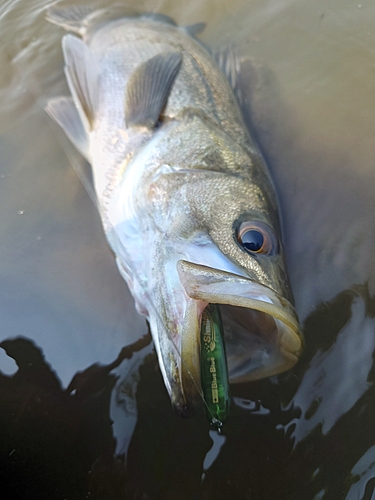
left=200, top=304, right=230, bottom=427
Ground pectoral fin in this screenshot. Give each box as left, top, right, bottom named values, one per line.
left=45, top=97, right=90, bottom=161
left=62, top=34, right=99, bottom=132
left=125, top=52, right=182, bottom=129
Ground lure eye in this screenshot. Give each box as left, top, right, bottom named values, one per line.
left=237, top=221, right=276, bottom=255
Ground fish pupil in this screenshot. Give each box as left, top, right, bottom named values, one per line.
left=242, top=229, right=264, bottom=252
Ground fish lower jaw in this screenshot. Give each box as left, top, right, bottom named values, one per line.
left=177, top=259, right=303, bottom=384
left=150, top=300, right=207, bottom=417
left=155, top=261, right=303, bottom=417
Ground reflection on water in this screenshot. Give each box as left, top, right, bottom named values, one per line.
left=0, top=334, right=151, bottom=499
left=1, top=0, right=375, bottom=498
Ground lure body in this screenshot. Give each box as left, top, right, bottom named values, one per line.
left=201, top=304, right=230, bottom=424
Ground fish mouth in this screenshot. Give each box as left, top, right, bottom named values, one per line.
left=161, top=260, right=303, bottom=416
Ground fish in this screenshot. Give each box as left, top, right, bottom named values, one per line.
left=46, top=6, right=303, bottom=417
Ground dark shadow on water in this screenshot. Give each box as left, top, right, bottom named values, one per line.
left=0, top=285, right=374, bottom=500
left=0, top=334, right=150, bottom=500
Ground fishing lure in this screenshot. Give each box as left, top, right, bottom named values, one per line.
left=200, top=304, right=230, bottom=428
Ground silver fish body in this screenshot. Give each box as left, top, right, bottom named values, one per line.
left=47, top=7, right=303, bottom=415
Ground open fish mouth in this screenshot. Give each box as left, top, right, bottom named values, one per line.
left=158, top=260, right=303, bottom=416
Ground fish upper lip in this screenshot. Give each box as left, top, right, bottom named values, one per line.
left=177, top=259, right=301, bottom=347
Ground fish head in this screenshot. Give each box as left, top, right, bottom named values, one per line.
left=110, top=163, right=302, bottom=416
left=105, top=109, right=303, bottom=414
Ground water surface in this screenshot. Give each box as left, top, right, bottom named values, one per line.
left=0, top=1, right=375, bottom=499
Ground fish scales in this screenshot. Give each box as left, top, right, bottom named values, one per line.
left=46, top=9, right=303, bottom=417
left=87, top=20, right=260, bottom=191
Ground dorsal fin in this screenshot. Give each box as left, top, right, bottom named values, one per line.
left=46, top=5, right=94, bottom=34
left=125, top=52, right=182, bottom=129
left=213, top=45, right=244, bottom=106
left=62, top=34, right=99, bottom=132
left=213, top=46, right=275, bottom=140
left=45, top=96, right=90, bottom=161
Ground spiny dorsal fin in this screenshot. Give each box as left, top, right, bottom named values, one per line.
left=45, top=96, right=90, bottom=161
left=125, top=52, right=182, bottom=129
left=214, top=46, right=274, bottom=138
left=182, top=22, right=206, bottom=37
left=46, top=5, right=94, bottom=34
left=62, top=34, right=99, bottom=132
left=213, top=45, right=244, bottom=106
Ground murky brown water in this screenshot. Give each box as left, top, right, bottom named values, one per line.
left=1, top=1, right=375, bottom=499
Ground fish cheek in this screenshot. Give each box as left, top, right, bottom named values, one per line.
left=146, top=182, right=176, bottom=235
left=147, top=176, right=192, bottom=235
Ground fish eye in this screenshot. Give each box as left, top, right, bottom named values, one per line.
left=237, top=221, right=277, bottom=255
